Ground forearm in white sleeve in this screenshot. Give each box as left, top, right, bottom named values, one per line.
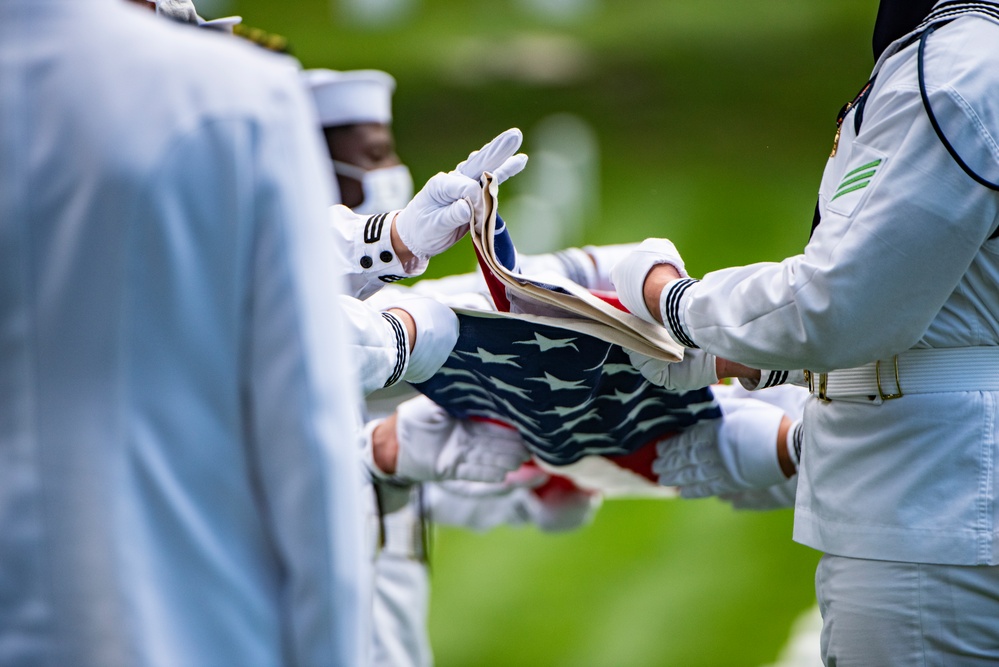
left=663, top=83, right=999, bottom=372
left=328, top=205, right=428, bottom=300
left=582, top=243, right=640, bottom=291
left=517, top=243, right=639, bottom=292
left=339, top=295, right=411, bottom=395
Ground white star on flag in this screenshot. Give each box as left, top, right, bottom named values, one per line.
left=458, top=347, right=521, bottom=367
left=482, top=374, right=533, bottom=401
left=514, top=332, right=580, bottom=352
left=528, top=371, right=588, bottom=392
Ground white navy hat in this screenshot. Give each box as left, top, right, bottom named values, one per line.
left=197, top=15, right=242, bottom=33
left=303, top=69, right=396, bottom=128
left=155, top=0, right=242, bottom=33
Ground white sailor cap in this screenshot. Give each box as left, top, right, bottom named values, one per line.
left=197, top=15, right=242, bottom=33
left=155, top=0, right=242, bottom=33
left=303, top=69, right=396, bottom=128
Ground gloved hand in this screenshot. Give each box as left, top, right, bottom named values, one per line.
left=155, top=0, right=199, bottom=23
left=394, top=396, right=531, bottom=483
left=394, top=130, right=529, bottom=260
left=523, top=481, right=600, bottom=533
left=627, top=347, right=718, bottom=391
left=454, top=127, right=529, bottom=186
left=394, top=172, right=482, bottom=261
left=383, top=295, right=459, bottom=384
left=653, top=397, right=789, bottom=498
left=430, top=466, right=598, bottom=532
left=720, top=475, right=798, bottom=511
left=610, top=238, right=688, bottom=325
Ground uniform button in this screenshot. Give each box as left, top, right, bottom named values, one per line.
left=360, top=256, right=373, bottom=269
left=380, top=251, right=393, bottom=263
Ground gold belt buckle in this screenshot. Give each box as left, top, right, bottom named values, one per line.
left=804, top=369, right=831, bottom=402
left=875, top=355, right=904, bottom=401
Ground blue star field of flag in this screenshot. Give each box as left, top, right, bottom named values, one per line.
left=413, top=312, right=722, bottom=466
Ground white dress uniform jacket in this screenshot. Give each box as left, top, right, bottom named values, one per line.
left=0, top=1, right=367, bottom=665
left=667, top=8, right=999, bottom=565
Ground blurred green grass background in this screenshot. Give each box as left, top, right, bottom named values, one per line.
left=225, top=1, right=880, bottom=663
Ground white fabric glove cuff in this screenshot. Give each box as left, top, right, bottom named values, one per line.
left=394, top=397, right=453, bottom=482
left=582, top=243, right=638, bottom=291
left=394, top=297, right=459, bottom=383
left=360, top=419, right=395, bottom=482
left=610, top=238, right=688, bottom=325
left=718, top=401, right=788, bottom=489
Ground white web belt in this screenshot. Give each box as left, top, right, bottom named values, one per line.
left=805, top=347, right=999, bottom=403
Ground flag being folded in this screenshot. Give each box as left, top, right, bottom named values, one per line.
left=412, top=173, right=720, bottom=494
left=413, top=311, right=720, bottom=467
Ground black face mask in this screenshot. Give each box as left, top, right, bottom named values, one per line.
left=872, top=0, right=937, bottom=59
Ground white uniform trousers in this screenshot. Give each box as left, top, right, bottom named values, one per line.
left=817, top=554, right=999, bottom=666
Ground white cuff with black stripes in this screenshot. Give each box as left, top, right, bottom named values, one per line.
left=379, top=311, right=411, bottom=389
left=788, top=419, right=803, bottom=473
left=657, top=277, right=699, bottom=348
left=738, top=369, right=807, bottom=392
left=356, top=211, right=427, bottom=284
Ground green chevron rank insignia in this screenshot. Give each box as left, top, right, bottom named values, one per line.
left=831, top=159, right=882, bottom=201
left=826, top=149, right=886, bottom=218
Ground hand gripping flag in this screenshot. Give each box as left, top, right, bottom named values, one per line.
left=411, top=174, right=721, bottom=495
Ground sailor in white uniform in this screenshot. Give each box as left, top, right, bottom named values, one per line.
left=0, top=1, right=369, bottom=664
left=304, top=68, right=544, bottom=667
left=612, top=1, right=999, bottom=662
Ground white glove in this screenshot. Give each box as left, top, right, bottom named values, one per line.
left=394, top=130, right=529, bottom=261
left=155, top=0, right=199, bottom=23
left=384, top=295, right=459, bottom=384
left=720, top=476, right=798, bottom=511
left=454, top=128, right=529, bottom=185
left=394, top=172, right=482, bottom=260
left=430, top=467, right=598, bottom=532
left=627, top=348, right=718, bottom=391
left=395, top=396, right=531, bottom=483
left=610, top=238, right=688, bottom=325
left=523, top=483, right=600, bottom=533
left=653, top=397, right=788, bottom=498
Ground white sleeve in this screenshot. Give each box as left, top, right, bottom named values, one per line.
left=328, top=206, right=428, bottom=300
left=245, top=74, right=369, bottom=666
left=339, top=295, right=411, bottom=395
left=517, top=243, right=640, bottom=291
left=669, top=78, right=999, bottom=372
left=582, top=243, right=640, bottom=291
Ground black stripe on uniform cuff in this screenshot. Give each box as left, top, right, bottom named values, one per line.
left=762, top=370, right=789, bottom=389
left=381, top=312, right=407, bottom=387
left=364, top=212, right=389, bottom=244
left=792, top=421, right=804, bottom=468
left=664, top=278, right=699, bottom=349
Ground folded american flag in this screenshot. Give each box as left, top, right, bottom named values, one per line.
left=412, top=310, right=720, bottom=468
left=411, top=177, right=722, bottom=490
